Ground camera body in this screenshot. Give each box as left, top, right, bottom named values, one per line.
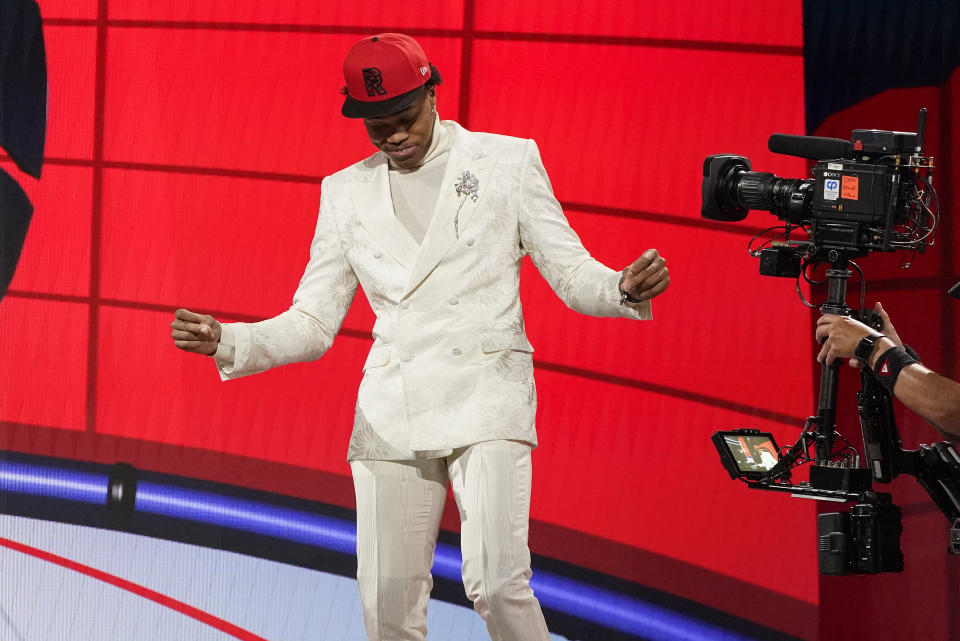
left=701, top=127, right=935, bottom=273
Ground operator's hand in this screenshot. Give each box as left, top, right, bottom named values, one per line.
left=621, top=248, right=669, bottom=302
left=171, top=308, right=221, bottom=356
left=815, top=302, right=903, bottom=368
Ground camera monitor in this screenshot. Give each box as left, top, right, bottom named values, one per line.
left=712, top=429, right=781, bottom=480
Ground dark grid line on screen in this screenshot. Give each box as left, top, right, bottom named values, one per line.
left=41, top=18, right=803, bottom=56
left=4, top=157, right=782, bottom=234
left=85, top=0, right=109, bottom=433
left=868, top=276, right=959, bottom=292
left=23, top=8, right=812, bottom=435
left=936, top=79, right=960, bottom=641
left=6, top=290, right=806, bottom=429
left=937, top=85, right=955, bottom=381
left=457, top=0, right=475, bottom=125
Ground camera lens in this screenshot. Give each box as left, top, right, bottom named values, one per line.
left=702, top=154, right=811, bottom=223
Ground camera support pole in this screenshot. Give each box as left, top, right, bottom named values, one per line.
left=814, top=254, right=854, bottom=464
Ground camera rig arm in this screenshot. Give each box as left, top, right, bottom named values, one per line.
left=857, top=362, right=902, bottom=483
left=858, top=348, right=960, bottom=538
left=899, top=442, right=960, bottom=552
left=760, top=357, right=960, bottom=553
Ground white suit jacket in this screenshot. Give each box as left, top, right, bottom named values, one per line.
left=218, top=121, right=651, bottom=460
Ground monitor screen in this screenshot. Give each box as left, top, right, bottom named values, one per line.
left=713, top=430, right=781, bottom=480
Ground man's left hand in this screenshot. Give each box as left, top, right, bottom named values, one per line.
left=621, top=248, right=669, bottom=302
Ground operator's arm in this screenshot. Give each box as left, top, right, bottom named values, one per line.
left=815, top=303, right=960, bottom=442
left=866, top=338, right=960, bottom=442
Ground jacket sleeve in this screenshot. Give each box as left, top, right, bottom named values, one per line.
left=517, top=139, right=651, bottom=320
left=217, top=176, right=359, bottom=380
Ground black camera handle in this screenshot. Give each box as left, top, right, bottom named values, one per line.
left=813, top=256, right=856, bottom=464
left=760, top=254, right=855, bottom=481
left=758, top=256, right=856, bottom=481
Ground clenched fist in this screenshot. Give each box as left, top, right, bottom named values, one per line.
left=170, top=308, right=221, bottom=356
left=620, top=248, right=670, bottom=302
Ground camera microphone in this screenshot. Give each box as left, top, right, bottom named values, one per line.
left=768, top=134, right=853, bottom=160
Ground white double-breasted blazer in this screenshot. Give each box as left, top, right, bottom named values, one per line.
left=218, top=121, right=651, bottom=460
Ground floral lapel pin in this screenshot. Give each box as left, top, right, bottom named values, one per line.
left=453, top=170, right=479, bottom=237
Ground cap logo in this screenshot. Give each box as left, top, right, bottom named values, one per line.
left=419, top=66, right=429, bottom=75
left=362, top=67, right=387, bottom=97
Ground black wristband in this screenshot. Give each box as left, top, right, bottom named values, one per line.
left=873, top=346, right=920, bottom=394
left=903, top=343, right=921, bottom=361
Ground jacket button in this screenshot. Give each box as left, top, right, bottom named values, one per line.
left=374, top=250, right=383, bottom=259
left=452, top=347, right=462, bottom=356
left=402, top=353, right=412, bottom=362
left=400, top=300, right=410, bottom=309
left=448, top=296, right=459, bottom=305
left=466, top=238, right=475, bottom=246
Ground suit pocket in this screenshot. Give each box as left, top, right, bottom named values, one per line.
left=479, top=330, right=534, bottom=354
left=362, top=346, right=391, bottom=370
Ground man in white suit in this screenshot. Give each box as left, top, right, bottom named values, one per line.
left=171, top=33, right=669, bottom=641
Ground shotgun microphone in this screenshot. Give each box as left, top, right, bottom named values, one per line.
left=768, top=134, right=853, bottom=160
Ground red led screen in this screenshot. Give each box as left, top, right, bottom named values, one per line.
left=34, top=0, right=98, bottom=20
left=107, top=1, right=464, bottom=29
left=472, top=0, right=802, bottom=45
left=4, top=3, right=817, bottom=638
left=4, top=165, right=92, bottom=296
left=43, top=26, right=98, bottom=160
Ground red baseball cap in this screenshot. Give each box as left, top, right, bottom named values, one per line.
left=341, top=33, right=433, bottom=118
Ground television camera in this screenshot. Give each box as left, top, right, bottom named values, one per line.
left=702, top=109, right=960, bottom=575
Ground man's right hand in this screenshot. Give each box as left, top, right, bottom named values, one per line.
left=171, top=308, right=221, bottom=356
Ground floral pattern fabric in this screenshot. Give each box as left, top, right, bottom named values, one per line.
left=218, top=122, right=651, bottom=461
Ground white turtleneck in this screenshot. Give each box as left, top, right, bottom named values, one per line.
left=387, top=115, right=453, bottom=245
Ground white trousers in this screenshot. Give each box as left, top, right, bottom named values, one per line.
left=350, top=440, right=551, bottom=641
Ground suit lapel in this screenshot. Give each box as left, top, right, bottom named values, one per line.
left=350, top=156, right=419, bottom=269
left=404, top=125, right=495, bottom=296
